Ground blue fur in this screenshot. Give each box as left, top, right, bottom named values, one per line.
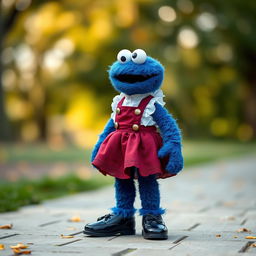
left=108, top=57, right=164, bottom=95
left=111, top=207, right=136, bottom=218
left=139, top=208, right=165, bottom=216
left=138, top=174, right=166, bottom=216
left=114, top=177, right=136, bottom=217
left=112, top=172, right=165, bottom=217
left=91, top=118, right=115, bottom=162
left=152, top=103, right=183, bottom=174
left=92, top=51, right=184, bottom=218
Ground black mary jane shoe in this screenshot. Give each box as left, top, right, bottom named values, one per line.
left=142, top=214, right=168, bottom=240
left=83, top=213, right=135, bottom=237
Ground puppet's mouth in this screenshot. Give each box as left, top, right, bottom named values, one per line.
left=114, top=73, right=157, bottom=83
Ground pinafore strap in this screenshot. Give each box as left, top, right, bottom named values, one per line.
left=117, top=95, right=154, bottom=113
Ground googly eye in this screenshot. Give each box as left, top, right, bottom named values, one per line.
left=117, top=49, right=132, bottom=64
left=131, top=49, right=147, bottom=64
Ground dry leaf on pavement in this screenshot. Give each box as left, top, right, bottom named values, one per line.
left=0, top=244, right=5, bottom=250
left=10, top=243, right=28, bottom=249
left=11, top=248, right=31, bottom=254
left=237, top=228, right=251, bottom=233
left=245, top=236, right=256, bottom=239
left=61, top=234, right=74, bottom=238
left=0, top=224, right=13, bottom=229
left=69, top=216, right=83, bottom=222
left=216, top=234, right=221, bottom=237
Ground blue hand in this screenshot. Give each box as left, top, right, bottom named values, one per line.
left=152, top=102, right=184, bottom=174
left=158, top=142, right=183, bottom=174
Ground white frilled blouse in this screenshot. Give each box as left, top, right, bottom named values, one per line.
left=111, top=89, right=166, bottom=126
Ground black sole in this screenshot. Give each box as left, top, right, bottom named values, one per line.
left=142, top=230, right=168, bottom=240
left=83, top=229, right=135, bottom=237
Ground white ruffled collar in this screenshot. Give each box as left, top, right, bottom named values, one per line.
left=120, top=89, right=164, bottom=101
left=111, top=89, right=165, bottom=126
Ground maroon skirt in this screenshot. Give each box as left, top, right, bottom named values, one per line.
left=92, top=126, right=175, bottom=179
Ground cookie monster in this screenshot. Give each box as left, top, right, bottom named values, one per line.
left=83, top=49, right=183, bottom=240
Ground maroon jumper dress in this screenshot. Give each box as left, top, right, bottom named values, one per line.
left=92, top=95, right=175, bottom=179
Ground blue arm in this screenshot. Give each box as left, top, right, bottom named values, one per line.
left=152, top=103, right=184, bottom=174
left=91, top=118, right=115, bottom=162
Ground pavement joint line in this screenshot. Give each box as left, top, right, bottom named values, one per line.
left=111, top=248, right=137, bottom=256
left=240, top=218, right=247, bottom=225
left=56, top=238, right=82, bottom=246
left=39, top=220, right=62, bottom=227
left=173, top=235, right=189, bottom=244
left=169, top=242, right=182, bottom=250
left=238, top=241, right=254, bottom=253
left=68, top=231, right=84, bottom=236
left=199, top=206, right=210, bottom=212
left=108, top=234, right=121, bottom=241
left=0, top=233, right=19, bottom=240
left=186, top=223, right=201, bottom=231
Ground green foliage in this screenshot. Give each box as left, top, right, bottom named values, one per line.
left=0, top=174, right=113, bottom=212
left=183, top=140, right=256, bottom=166
left=1, top=144, right=89, bottom=163
left=1, top=0, right=256, bottom=143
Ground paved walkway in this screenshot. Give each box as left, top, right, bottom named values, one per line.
left=0, top=156, right=256, bottom=255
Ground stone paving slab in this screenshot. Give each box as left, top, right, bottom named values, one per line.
left=0, top=155, right=256, bottom=255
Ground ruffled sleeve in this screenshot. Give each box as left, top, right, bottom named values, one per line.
left=143, top=89, right=166, bottom=126
left=110, top=93, right=123, bottom=121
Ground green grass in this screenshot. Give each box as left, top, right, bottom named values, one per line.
left=1, top=141, right=255, bottom=165
left=0, top=144, right=89, bottom=163
left=0, top=140, right=255, bottom=213
left=0, top=174, right=113, bottom=213
left=183, top=140, right=256, bottom=166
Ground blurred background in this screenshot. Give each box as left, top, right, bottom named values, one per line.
left=0, top=0, right=256, bottom=212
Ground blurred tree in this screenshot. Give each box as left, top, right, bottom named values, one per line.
left=0, top=0, right=20, bottom=140
left=0, top=0, right=256, bottom=144
left=0, top=0, right=58, bottom=141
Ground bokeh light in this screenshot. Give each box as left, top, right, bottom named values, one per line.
left=178, top=27, right=199, bottom=48
left=158, top=6, right=177, bottom=23
left=0, top=0, right=255, bottom=144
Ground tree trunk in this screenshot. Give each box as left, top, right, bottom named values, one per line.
left=0, top=27, right=11, bottom=141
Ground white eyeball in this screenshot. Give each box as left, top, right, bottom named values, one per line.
left=131, top=49, right=147, bottom=64
left=117, top=49, right=132, bottom=64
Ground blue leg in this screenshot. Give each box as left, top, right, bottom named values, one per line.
left=111, top=177, right=136, bottom=217
left=138, top=174, right=165, bottom=216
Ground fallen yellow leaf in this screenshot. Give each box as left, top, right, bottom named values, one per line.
left=0, top=244, right=5, bottom=250
left=0, top=224, right=13, bottom=229
left=245, top=236, right=256, bottom=239
left=61, top=234, right=74, bottom=239
left=12, top=248, right=21, bottom=254
left=69, top=216, right=82, bottom=222
left=11, top=248, right=31, bottom=255
left=237, top=228, right=251, bottom=233
left=19, top=250, right=31, bottom=255
left=10, top=243, right=29, bottom=249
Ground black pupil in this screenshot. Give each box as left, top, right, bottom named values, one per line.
left=121, top=56, right=126, bottom=62
left=132, top=52, right=137, bottom=59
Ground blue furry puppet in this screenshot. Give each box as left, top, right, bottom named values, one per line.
left=83, top=49, right=183, bottom=240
